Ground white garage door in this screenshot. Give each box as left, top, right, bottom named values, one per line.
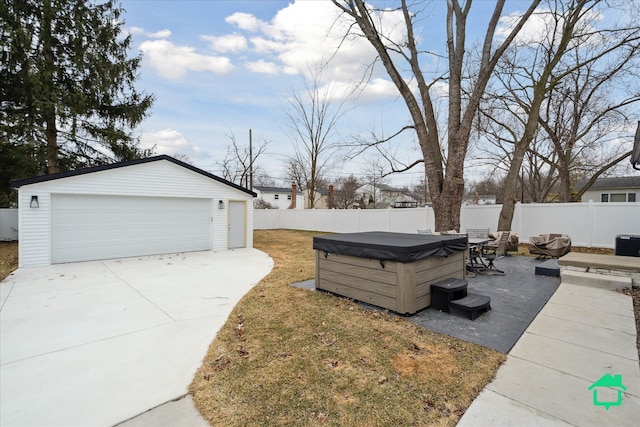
left=51, top=194, right=212, bottom=263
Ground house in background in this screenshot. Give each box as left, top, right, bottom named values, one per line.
left=254, top=185, right=304, bottom=209
left=463, top=193, right=497, bottom=206
left=306, top=186, right=332, bottom=209
left=576, top=176, right=640, bottom=203
left=355, top=183, right=416, bottom=208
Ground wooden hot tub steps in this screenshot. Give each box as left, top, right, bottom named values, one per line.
left=448, top=293, right=492, bottom=320
left=429, top=278, right=469, bottom=313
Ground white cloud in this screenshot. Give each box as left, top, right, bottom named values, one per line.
left=202, top=33, right=248, bottom=52
left=225, top=12, right=262, bottom=32
left=128, top=26, right=171, bottom=38
left=497, top=6, right=603, bottom=48
left=245, top=59, right=280, bottom=74
left=217, top=1, right=407, bottom=100
left=140, top=129, right=207, bottom=158
left=129, top=26, right=145, bottom=35
left=148, top=29, right=172, bottom=39
left=140, top=40, right=233, bottom=79
left=357, top=78, right=401, bottom=101
left=250, top=36, right=287, bottom=54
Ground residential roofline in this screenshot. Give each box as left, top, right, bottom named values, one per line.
left=254, top=186, right=303, bottom=194
left=575, top=176, right=640, bottom=190
left=10, top=155, right=257, bottom=197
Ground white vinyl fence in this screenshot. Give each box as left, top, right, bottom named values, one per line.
left=0, top=209, right=18, bottom=241
left=254, top=202, right=640, bottom=248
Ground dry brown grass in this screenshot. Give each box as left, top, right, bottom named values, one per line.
left=0, top=241, right=18, bottom=281
left=190, top=230, right=506, bottom=426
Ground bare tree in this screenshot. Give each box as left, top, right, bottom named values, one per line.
left=475, top=100, right=562, bottom=203
left=254, top=198, right=278, bottom=209
left=284, top=157, right=306, bottom=194
left=332, top=0, right=541, bottom=231
left=333, top=175, right=361, bottom=209
left=217, top=131, right=268, bottom=188
left=537, top=52, right=640, bottom=202
left=408, top=179, right=429, bottom=205
left=285, top=66, right=351, bottom=208
left=360, top=154, right=387, bottom=208
left=485, top=0, right=640, bottom=230
left=466, top=175, right=507, bottom=203
left=253, top=171, right=277, bottom=188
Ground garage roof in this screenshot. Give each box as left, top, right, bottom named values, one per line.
left=10, top=155, right=257, bottom=197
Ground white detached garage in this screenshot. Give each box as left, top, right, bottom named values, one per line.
left=11, top=155, right=256, bottom=267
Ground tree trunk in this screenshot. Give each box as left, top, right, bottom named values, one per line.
left=431, top=176, right=464, bottom=232
left=429, top=130, right=467, bottom=232
left=557, top=158, right=571, bottom=203
left=45, top=116, right=59, bottom=174
left=497, top=143, right=528, bottom=231
left=42, top=0, right=59, bottom=174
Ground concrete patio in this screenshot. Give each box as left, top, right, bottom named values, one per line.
left=457, top=279, right=639, bottom=426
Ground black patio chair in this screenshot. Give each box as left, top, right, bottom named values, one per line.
left=482, top=230, right=511, bottom=275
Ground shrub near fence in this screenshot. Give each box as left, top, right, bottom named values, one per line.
left=254, top=202, right=640, bottom=248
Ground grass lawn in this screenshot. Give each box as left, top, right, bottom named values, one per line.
left=0, top=241, right=18, bottom=281
left=189, top=230, right=506, bottom=426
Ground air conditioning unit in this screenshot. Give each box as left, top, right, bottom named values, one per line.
left=615, top=235, right=640, bottom=257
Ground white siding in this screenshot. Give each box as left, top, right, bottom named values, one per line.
left=18, top=160, right=254, bottom=267
left=18, top=192, right=51, bottom=267
left=582, top=188, right=639, bottom=203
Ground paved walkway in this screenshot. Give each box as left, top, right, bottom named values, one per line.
left=457, top=281, right=640, bottom=426
left=0, top=249, right=273, bottom=427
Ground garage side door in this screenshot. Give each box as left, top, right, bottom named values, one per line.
left=51, top=194, right=211, bottom=263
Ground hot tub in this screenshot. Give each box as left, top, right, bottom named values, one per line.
left=313, top=232, right=468, bottom=315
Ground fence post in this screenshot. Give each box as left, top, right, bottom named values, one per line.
left=515, top=202, right=522, bottom=243
left=588, top=200, right=594, bottom=248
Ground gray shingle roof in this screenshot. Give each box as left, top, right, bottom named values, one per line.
left=576, top=176, right=640, bottom=190
left=254, top=186, right=302, bottom=194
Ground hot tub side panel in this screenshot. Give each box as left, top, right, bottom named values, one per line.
left=315, top=250, right=466, bottom=314
left=411, top=251, right=466, bottom=312
left=315, top=251, right=400, bottom=311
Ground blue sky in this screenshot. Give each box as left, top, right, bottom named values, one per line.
left=119, top=0, right=639, bottom=188
left=121, top=0, right=438, bottom=187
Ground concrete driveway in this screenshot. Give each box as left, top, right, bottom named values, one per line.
left=0, top=248, right=273, bottom=427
